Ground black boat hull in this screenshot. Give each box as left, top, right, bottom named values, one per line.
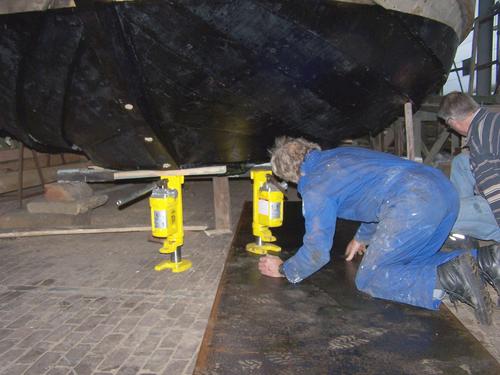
left=0, top=1, right=461, bottom=169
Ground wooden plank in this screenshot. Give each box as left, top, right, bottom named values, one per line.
left=413, top=116, right=422, bottom=160
left=0, top=148, right=34, bottom=163
left=0, top=225, right=208, bottom=239
left=194, top=202, right=500, bottom=374
left=113, top=165, right=227, bottom=180
left=212, top=176, right=231, bottom=231
left=404, top=102, right=415, bottom=160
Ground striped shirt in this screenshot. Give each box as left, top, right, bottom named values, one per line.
left=465, top=108, right=500, bottom=225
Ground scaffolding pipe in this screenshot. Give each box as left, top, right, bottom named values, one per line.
left=477, top=0, right=494, bottom=95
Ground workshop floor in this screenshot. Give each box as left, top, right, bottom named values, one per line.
left=0, top=179, right=498, bottom=375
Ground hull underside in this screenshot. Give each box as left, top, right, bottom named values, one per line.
left=0, top=0, right=461, bottom=169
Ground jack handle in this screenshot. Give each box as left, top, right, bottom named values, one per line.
left=115, top=180, right=165, bottom=208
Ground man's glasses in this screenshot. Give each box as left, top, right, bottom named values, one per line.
left=438, top=117, right=451, bottom=127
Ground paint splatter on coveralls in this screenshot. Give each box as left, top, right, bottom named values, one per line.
left=281, top=147, right=461, bottom=310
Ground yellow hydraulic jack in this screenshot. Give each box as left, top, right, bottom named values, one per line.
left=246, top=168, right=287, bottom=255
left=149, top=175, right=192, bottom=273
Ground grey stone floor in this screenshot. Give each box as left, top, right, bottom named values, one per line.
left=0, top=178, right=498, bottom=375
left=0, top=179, right=250, bottom=375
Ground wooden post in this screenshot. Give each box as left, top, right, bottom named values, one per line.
left=404, top=102, right=415, bottom=161
left=393, top=119, right=404, bottom=156
left=413, top=114, right=422, bottom=160
left=468, top=19, right=479, bottom=95
left=212, top=176, right=231, bottom=231
left=31, top=150, right=46, bottom=186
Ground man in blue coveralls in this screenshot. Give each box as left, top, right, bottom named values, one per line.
left=258, top=137, right=493, bottom=324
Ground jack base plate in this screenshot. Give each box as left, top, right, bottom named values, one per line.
left=154, top=259, right=192, bottom=273
left=246, top=242, right=281, bottom=255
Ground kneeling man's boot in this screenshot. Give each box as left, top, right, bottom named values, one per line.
left=442, top=233, right=478, bottom=252
left=478, top=244, right=500, bottom=306
left=438, top=253, right=493, bottom=325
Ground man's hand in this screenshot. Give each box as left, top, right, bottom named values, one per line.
left=258, top=255, right=284, bottom=278
left=345, top=239, right=366, bottom=261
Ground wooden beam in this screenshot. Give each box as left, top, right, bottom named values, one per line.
left=212, top=176, right=231, bottom=231
left=0, top=225, right=208, bottom=239
left=113, top=165, right=227, bottom=180
left=424, top=130, right=450, bottom=164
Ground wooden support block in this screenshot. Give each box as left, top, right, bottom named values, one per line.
left=212, top=176, right=231, bottom=231
left=44, top=182, right=94, bottom=202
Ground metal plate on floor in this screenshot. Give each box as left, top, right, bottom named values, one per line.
left=195, top=202, right=500, bottom=375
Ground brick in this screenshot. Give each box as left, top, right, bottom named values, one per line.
left=143, top=349, right=173, bottom=373
left=6, top=314, right=35, bottom=329
left=0, top=339, right=17, bottom=355
left=0, top=348, right=26, bottom=368
left=0, top=329, right=13, bottom=340
left=1, top=363, right=29, bottom=375
left=121, top=296, right=144, bottom=310
left=122, top=354, right=148, bottom=369
left=95, top=301, right=122, bottom=316
left=159, top=330, right=184, bottom=349
left=137, top=310, right=162, bottom=328
left=46, top=367, right=72, bottom=375
left=52, top=331, right=85, bottom=352
left=64, top=344, right=92, bottom=366
left=73, top=354, right=104, bottom=375
left=80, top=324, right=114, bottom=344
left=17, top=329, right=51, bottom=348
left=17, top=347, right=45, bottom=364
left=45, top=325, right=75, bottom=343
left=4, top=327, right=32, bottom=341
left=134, top=333, right=162, bottom=356
left=114, top=316, right=140, bottom=334
left=116, top=365, right=140, bottom=375
left=129, top=302, right=154, bottom=317
left=172, top=334, right=200, bottom=360
left=161, top=359, right=189, bottom=375
left=24, top=352, right=61, bottom=375
left=175, top=314, right=197, bottom=329
left=98, top=348, right=131, bottom=372
left=65, top=309, right=93, bottom=325
left=166, top=303, right=187, bottom=319
left=122, top=327, right=150, bottom=349
left=91, top=334, right=125, bottom=355
left=74, top=315, right=104, bottom=332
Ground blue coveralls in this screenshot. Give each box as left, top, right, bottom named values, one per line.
left=281, top=147, right=461, bottom=310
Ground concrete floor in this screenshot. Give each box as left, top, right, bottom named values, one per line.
left=0, top=179, right=498, bottom=375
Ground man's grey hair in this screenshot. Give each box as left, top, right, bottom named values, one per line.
left=269, top=136, right=321, bottom=183
left=437, top=91, right=480, bottom=122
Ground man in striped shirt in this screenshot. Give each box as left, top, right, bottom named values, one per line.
left=438, top=92, right=499, bottom=302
